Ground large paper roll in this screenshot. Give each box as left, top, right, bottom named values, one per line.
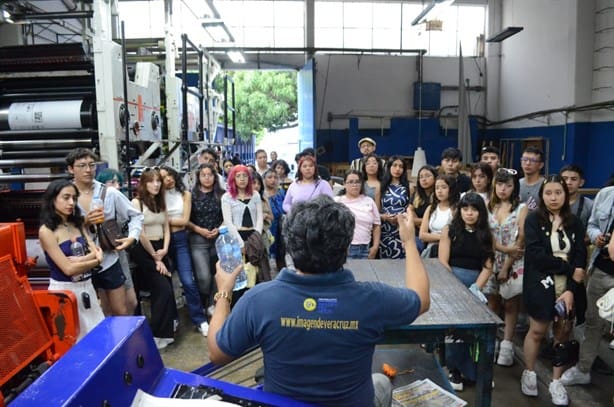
left=8, top=100, right=85, bottom=130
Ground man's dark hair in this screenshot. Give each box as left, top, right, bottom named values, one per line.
left=302, top=147, right=316, bottom=157
left=480, top=146, right=500, bottom=157
left=200, top=147, right=219, bottom=161
left=522, top=146, right=544, bottom=162
left=559, top=164, right=585, bottom=180
left=441, top=147, right=463, bottom=162
left=283, top=195, right=354, bottom=274
left=255, top=149, right=267, bottom=157
left=66, top=148, right=98, bottom=167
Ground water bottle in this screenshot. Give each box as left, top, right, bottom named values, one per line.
left=215, top=226, right=247, bottom=291
left=70, top=238, right=86, bottom=257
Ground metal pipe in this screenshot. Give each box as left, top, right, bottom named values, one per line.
left=11, top=11, right=94, bottom=21
left=0, top=139, right=90, bottom=149
left=121, top=21, right=132, bottom=198
left=181, top=34, right=189, bottom=172
left=0, top=158, right=66, bottom=168
left=0, top=149, right=73, bottom=158
left=0, top=173, right=70, bottom=183
left=0, top=129, right=96, bottom=139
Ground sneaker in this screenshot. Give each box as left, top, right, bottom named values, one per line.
left=549, top=379, right=568, bottom=406
left=154, top=337, right=175, bottom=350
left=560, top=365, right=590, bottom=386
left=521, top=369, right=538, bottom=397
left=496, top=340, right=514, bottom=367
left=198, top=321, right=209, bottom=337
left=449, top=369, right=463, bottom=392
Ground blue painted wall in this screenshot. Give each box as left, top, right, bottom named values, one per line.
left=316, top=118, right=613, bottom=188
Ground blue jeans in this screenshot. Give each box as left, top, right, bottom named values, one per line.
left=189, top=233, right=217, bottom=303
left=170, top=230, right=206, bottom=326
left=446, top=266, right=480, bottom=382
left=348, top=244, right=369, bottom=259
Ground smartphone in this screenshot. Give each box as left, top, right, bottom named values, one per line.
left=82, top=292, right=91, bottom=309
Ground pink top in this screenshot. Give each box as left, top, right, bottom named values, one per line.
left=336, top=195, right=381, bottom=245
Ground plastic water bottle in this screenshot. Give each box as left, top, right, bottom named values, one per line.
left=70, top=238, right=86, bottom=257
left=215, top=226, right=247, bottom=291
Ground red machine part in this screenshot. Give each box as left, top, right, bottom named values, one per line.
left=0, top=223, right=79, bottom=404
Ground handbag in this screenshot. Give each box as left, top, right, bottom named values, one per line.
left=499, top=269, right=523, bottom=299
left=597, top=287, right=614, bottom=323
left=97, top=186, right=124, bottom=251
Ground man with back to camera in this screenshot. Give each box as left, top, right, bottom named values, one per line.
left=350, top=137, right=385, bottom=172
left=480, top=146, right=500, bottom=171
left=208, top=195, right=430, bottom=406
left=519, top=146, right=545, bottom=211
left=66, top=148, right=144, bottom=316
left=440, top=147, right=471, bottom=193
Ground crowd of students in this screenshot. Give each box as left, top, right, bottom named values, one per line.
left=39, top=143, right=614, bottom=405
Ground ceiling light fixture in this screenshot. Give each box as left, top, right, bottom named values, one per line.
left=227, top=50, right=245, bottom=64
left=486, top=26, right=524, bottom=42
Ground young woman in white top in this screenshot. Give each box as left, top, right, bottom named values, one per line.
left=488, top=168, right=528, bottom=367
left=221, top=165, right=263, bottom=300
left=131, top=169, right=175, bottom=349
left=335, top=170, right=381, bottom=259
left=159, top=166, right=208, bottom=337
left=419, top=175, right=460, bottom=258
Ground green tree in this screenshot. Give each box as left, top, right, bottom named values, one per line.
left=226, top=71, right=297, bottom=143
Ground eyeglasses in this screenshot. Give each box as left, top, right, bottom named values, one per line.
left=345, top=180, right=362, bottom=185
left=74, top=163, right=97, bottom=170
left=557, top=229, right=567, bottom=250
left=497, top=168, right=518, bottom=176
left=521, top=157, right=541, bottom=164
left=143, top=166, right=160, bottom=172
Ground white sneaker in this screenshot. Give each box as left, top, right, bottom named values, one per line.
left=559, top=365, right=590, bottom=386
left=198, top=321, right=209, bottom=337
left=154, top=337, right=175, bottom=350
left=549, top=379, right=569, bottom=406
left=496, top=340, right=514, bottom=366
left=448, top=370, right=463, bottom=392
left=521, top=369, right=538, bottom=397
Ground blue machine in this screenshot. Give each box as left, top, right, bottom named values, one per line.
left=11, top=317, right=312, bottom=406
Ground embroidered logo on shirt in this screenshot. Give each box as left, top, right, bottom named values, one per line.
left=303, top=298, right=316, bottom=312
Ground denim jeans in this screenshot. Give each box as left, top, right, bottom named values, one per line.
left=348, top=244, right=369, bottom=259
left=189, top=233, right=217, bottom=304
left=446, top=266, right=481, bottom=382
left=170, top=230, right=206, bottom=326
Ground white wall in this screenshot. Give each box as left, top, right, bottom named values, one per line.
left=314, top=54, right=486, bottom=130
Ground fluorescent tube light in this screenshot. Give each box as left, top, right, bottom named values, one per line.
left=227, top=51, right=245, bottom=64
left=486, top=26, right=524, bottom=42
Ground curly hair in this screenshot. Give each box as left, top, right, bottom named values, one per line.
left=159, top=165, right=185, bottom=193
left=137, top=169, right=165, bottom=213
left=40, top=179, right=84, bottom=231
left=227, top=165, right=253, bottom=199
left=283, top=195, right=354, bottom=274
left=65, top=148, right=98, bottom=167
left=448, top=192, right=494, bottom=267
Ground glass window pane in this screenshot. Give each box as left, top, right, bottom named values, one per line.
left=344, top=28, right=372, bottom=49
left=244, top=1, right=274, bottom=27
left=343, top=3, right=372, bottom=28
left=373, top=28, right=399, bottom=49
left=315, top=28, right=343, bottom=48
left=274, top=27, right=304, bottom=47
left=243, top=27, right=274, bottom=46
left=274, top=1, right=304, bottom=28
left=373, top=3, right=401, bottom=29
left=315, top=2, right=343, bottom=28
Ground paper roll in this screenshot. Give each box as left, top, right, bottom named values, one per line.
left=8, top=100, right=84, bottom=130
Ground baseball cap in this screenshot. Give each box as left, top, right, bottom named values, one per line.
left=358, top=137, right=376, bottom=148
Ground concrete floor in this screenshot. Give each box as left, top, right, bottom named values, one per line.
left=158, top=304, right=614, bottom=406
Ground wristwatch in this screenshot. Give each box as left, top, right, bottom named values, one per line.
left=214, top=291, right=232, bottom=304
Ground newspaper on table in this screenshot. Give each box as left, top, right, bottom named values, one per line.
left=391, top=378, right=467, bottom=407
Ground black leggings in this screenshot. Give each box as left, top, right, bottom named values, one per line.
left=132, top=240, right=176, bottom=338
